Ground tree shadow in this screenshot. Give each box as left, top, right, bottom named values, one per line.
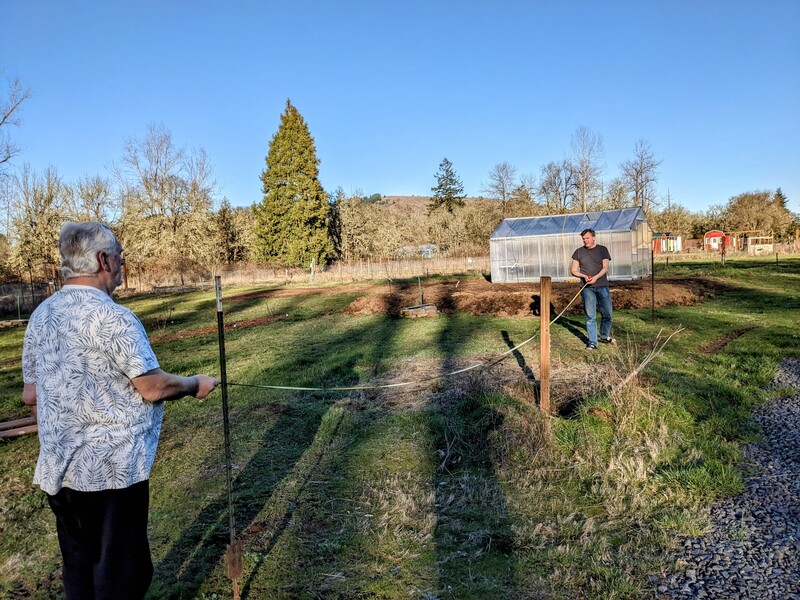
left=237, top=407, right=348, bottom=598
left=432, top=287, right=520, bottom=597
left=233, top=281, right=522, bottom=597
left=150, top=277, right=529, bottom=597
left=234, top=312, right=411, bottom=597
left=149, top=396, right=336, bottom=598
left=149, top=304, right=395, bottom=598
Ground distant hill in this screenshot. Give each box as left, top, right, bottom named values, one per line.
left=379, top=196, right=493, bottom=210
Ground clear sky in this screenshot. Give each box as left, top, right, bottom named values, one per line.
left=2, top=0, right=799, bottom=215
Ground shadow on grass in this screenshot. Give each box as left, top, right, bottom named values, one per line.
left=236, top=406, right=348, bottom=598
left=237, top=312, right=414, bottom=597
left=432, top=285, right=520, bottom=598
left=149, top=397, right=335, bottom=599
left=555, top=315, right=588, bottom=346
left=501, top=330, right=536, bottom=383
left=151, top=304, right=419, bottom=598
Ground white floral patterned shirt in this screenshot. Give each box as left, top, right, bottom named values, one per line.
left=22, top=285, right=161, bottom=495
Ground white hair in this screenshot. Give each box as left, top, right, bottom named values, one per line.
left=59, top=222, right=120, bottom=279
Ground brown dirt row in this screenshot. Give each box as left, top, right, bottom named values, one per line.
left=150, top=314, right=287, bottom=343
left=342, top=277, right=724, bottom=318
left=701, top=326, right=757, bottom=353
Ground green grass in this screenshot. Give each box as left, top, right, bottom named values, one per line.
left=1, top=256, right=799, bottom=598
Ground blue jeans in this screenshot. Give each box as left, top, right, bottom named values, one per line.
left=580, top=285, right=612, bottom=345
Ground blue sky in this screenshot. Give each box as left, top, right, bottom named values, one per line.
left=2, top=0, right=799, bottom=214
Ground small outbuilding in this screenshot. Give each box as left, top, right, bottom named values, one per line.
left=704, top=230, right=731, bottom=251
left=744, top=233, right=774, bottom=255
left=489, top=207, right=652, bottom=283
left=652, top=232, right=682, bottom=253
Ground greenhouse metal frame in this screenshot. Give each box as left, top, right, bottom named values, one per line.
left=489, top=207, right=652, bottom=283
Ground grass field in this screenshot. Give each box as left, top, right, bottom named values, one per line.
left=1, top=256, right=799, bottom=599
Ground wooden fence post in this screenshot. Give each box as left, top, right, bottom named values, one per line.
left=651, top=250, right=656, bottom=323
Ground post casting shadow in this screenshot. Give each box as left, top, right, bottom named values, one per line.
left=501, top=330, right=536, bottom=382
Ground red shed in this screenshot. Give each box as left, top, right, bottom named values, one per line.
left=704, top=230, right=731, bottom=251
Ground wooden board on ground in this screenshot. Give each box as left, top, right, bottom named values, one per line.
left=0, top=320, right=27, bottom=328
left=0, top=424, right=38, bottom=438
left=0, top=416, right=36, bottom=431
left=400, top=304, right=439, bottom=318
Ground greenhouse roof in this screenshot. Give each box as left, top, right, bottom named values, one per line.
left=491, top=207, right=646, bottom=239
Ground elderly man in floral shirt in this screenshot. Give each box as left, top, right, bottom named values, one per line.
left=22, top=222, right=219, bottom=600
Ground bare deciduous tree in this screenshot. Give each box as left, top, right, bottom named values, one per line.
left=1, top=76, right=32, bottom=169
left=621, top=139, right=662, bottom=213
left=118, top=124, right=217, bottom=282
left=600, top=177, right=630, bottom=210
left=10, top=165, right=67, bottom=275
left=537, top=160, right=576, bottom=214
left=505, top=173, right=546, bottom=218
left=481, top=161, right=518, bottom=216
left=122, top=123, right=185, bottom=218
left=570, top=126, right=604, bottom=212
left=69, top=174, right=116, bottom=222
left=649, top=192, right=697, bottom=237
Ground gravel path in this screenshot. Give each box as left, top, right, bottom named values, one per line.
left=656, top=358, right=800, bottom=599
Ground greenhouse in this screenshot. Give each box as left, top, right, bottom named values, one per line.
left=489, top=207, right=652, bottom=283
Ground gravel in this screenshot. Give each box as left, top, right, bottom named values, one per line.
left=655, top=358, right=800, bottom=599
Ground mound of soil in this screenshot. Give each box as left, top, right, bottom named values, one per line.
left=342, top=277, right=724, bottom=318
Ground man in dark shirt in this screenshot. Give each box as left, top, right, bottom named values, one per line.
left=571, top=228, right=614, bottom=350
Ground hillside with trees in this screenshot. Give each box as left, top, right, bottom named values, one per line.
left=0, top=80, right=797, bottom=290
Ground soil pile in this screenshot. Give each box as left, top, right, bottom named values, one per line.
left=343, top=277, right=723, bottom=317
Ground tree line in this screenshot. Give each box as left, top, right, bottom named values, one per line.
left=1, top=81, right=797, bottom=285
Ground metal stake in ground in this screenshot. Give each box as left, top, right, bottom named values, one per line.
left=215, top=276, right=243, bottom=599
left=539, top=277, right=551, bottom=413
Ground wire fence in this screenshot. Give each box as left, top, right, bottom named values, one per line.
left=225, top=255, right=489, bottom=285
left=118, top=256, right=492, bottom=294
left=0, top=283, right=54, bottom=320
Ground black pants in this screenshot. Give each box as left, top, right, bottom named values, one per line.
left=47, top=480, right=153, bottom=600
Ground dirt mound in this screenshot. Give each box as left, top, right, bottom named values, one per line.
left=342, top=277, right=724, bottom=318
left=214, top=275, right=724, bottom=320
left=345, top=295, right=397, bottom=316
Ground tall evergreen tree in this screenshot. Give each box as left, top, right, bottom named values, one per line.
left=255, top=100, right=333, bottom=266
left=773, top=187, right=788, bottom=209
left=215, top=198, right=250, bottom=264
left=429, top=157, right=466, bottom=214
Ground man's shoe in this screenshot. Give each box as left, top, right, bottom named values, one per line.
left=600, top=337, right=616, bottom=345
left=585, top=343, right=597, bottom=350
